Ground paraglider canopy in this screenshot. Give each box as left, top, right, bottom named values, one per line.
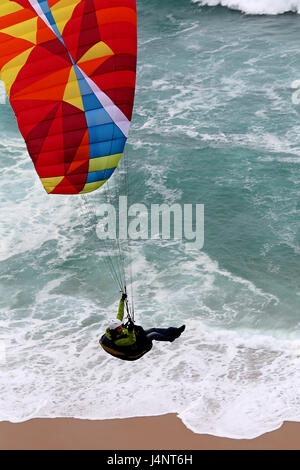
left=0, top=0, right=137, bottom=194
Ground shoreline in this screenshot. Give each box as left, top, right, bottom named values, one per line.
left=1, top=414, right=300, bottom=450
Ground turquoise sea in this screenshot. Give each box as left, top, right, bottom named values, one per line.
left=1, top=0, right=300, bottom=438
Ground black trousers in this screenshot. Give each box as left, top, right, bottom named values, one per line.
left=144, top=327, right=178, bottom=342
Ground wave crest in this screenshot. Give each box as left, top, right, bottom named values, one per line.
left=192, top=0, right=300, bottom=15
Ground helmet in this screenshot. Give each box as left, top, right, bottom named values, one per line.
left=108, top=318, right=122, bottom=330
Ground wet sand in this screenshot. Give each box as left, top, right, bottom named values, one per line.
left=0, top=414, right=300, bottom=450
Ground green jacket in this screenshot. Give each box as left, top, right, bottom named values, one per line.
left=105, top=299, right=136, bottom=347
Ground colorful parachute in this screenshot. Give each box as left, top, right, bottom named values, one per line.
left=0, top=0, right=137, bottom=194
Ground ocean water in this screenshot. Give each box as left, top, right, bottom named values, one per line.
left=0, top=0, right=300, bottom=439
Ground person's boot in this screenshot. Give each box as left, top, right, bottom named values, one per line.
left=169, top=325, right=186, bottom=342
left=178, top=325, right=185, bottom=335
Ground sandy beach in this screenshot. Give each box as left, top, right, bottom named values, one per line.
left=0, top=414, right=300, bottom=450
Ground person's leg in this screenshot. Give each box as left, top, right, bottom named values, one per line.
left=145, top=331, right=170, bottom=342
left=143, top=328, right=157, bottom=335
left=144, top=327, right=179, bottom=342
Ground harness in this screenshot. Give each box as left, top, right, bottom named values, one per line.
left=100, top=325, right=152, bottom=361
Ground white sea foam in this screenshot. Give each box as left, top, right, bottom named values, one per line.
left=2, top=307, right=300, bottom=439
left=192, top=0, right=300, bottom=15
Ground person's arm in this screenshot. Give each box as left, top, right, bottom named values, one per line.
left=117, top=299, right=124, bottom=322
left=116, top=293, right=127, bottom=322
left=114, top=329, right=136, bottom=347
